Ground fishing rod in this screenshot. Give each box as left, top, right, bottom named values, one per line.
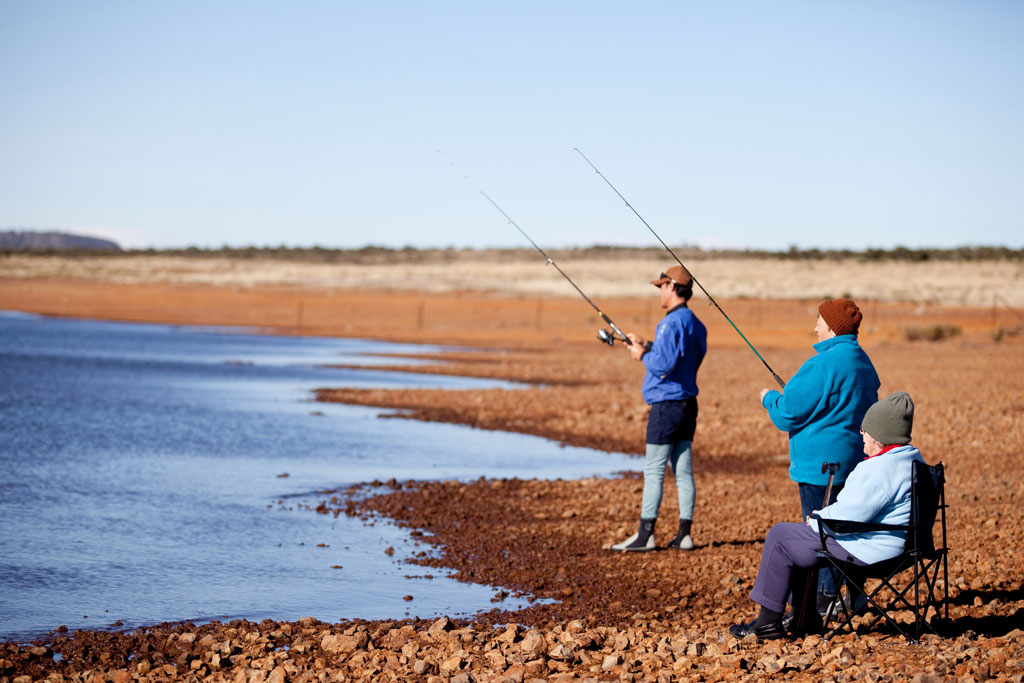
left=574, top=147, right=785, bottom=388
left=479, top=190, right=632, bottom=347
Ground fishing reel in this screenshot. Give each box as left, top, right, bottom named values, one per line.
left=597, top=329, right=619, bottom=346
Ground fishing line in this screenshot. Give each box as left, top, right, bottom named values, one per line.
left=437, top=150, right=630, bottom=346
left=478, top=191, right=632, bottom=346
left=574, top=147, right=785, bottom=388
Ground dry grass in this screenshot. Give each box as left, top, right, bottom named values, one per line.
left=3, top=253, right=1023, bottom=306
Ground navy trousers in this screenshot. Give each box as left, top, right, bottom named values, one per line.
left=749, top=522, right=862, bottom=613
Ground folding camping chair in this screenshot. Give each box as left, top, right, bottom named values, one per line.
left=811, top=460, right=949, bottom=643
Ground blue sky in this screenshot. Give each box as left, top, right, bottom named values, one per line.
left=1, top=2, right=1021, bottom=250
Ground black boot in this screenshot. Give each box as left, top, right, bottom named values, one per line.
left=729, top=605, right=787, bottom=640
left=665, top=519, right=694, bottom=550
left=611, top=518, right=656, bottom=552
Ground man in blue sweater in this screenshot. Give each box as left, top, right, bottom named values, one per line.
left=611, top=265, right=707, bottom=552
left=758, top=298, right=880, bottom=609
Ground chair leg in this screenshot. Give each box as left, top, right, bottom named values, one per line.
left=819, top=561, right=860, bottom=640
left=863, top=559, right=949, bottom=643
left=860, top=578, right=920, bottom=643
left=817, top=553, right=947, bottom=644
left=917, top=557, right=946, bottom=637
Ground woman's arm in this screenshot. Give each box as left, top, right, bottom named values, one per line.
left=761, top=359, right=825, bottom=431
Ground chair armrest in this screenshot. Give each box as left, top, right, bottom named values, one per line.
left=819, top=518, right=909, bottom=534
left=811, top=513, right=910, bottom=549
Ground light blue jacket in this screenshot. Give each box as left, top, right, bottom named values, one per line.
left=810, top=445, right=925, bottom=564
left=641, top=304, right=707, bottom=404
left=761, top=335, right=879, bottom=486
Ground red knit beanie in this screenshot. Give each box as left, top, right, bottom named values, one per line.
left=818, top=299, right=862, bottom=336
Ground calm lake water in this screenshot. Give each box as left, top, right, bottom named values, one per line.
left=0, top=312, right=634, bottom=642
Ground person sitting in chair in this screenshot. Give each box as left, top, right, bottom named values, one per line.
left=729, top=391, right=924, bottom=640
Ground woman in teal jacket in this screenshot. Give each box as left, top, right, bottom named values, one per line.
left=759, top=299, right=880, bottom=515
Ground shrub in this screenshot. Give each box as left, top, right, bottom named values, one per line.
left=903, top=325, right=962, bottom=342
left=992, top=326, right=1023, bottom=343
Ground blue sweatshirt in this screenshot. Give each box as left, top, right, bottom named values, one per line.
left=641, top=304, right=707, bottom=404
left=761, top=335, right=880, bottom=486
left=810, top=445, right=925, bottom=564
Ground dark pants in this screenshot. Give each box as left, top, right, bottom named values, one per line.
left=798, top=482, right=844, bottom=597
left=645, top=398, right=697, bottom=444
left=749, top=522, right=862, bottom=613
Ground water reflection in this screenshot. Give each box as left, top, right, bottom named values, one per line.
left=0, top=312, right=634, bottom=641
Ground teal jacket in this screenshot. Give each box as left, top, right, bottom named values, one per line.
left=761, top=335, right=880, bottom=486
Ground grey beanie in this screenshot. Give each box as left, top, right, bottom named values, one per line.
left=861, top=391, right=915, bottom=445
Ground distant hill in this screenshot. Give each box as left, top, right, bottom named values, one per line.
left=0, top=230, right=121, bottom=252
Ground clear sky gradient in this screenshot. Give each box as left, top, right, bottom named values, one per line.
left=1, top=2, right=1021, bottom=251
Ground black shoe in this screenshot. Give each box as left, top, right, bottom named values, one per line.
left=610, top=518, right=656, bottom=552
left=817, top=592, right=838, bottom=619
left=782, top=601, right=826, bottom=636
left=609, top=530, right=656, bottom=551
left=822, top=593, right=872, bottom=621
left=789, top=611, right=824, bottom=637
left=664, top=533, right=694, bottom=550
left=728, top=618, right=787, bottom=641
left=665, top=519, right=694, bottom=550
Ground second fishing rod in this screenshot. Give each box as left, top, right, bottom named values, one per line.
left=479, top=190, right=632, bottom=347
left=574, top=147, right=786, bottom=389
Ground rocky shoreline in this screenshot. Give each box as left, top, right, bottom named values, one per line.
left=6, top=612, right=1023, bottom=682
left=2, top=279, right=1023, bottom=681
left=6, top=340, right=1024, bottom=681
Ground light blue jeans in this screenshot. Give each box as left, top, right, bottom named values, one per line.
left=640, top=440, right=695, bottom=521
